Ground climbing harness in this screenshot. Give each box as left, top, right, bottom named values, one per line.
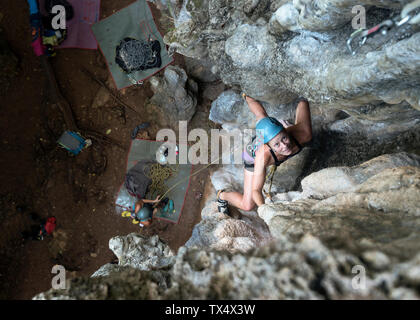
left=347, top=0, right=420, bottom=55
left=57, top=131, right=91, bottom=155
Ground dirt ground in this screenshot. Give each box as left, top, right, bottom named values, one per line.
left=0, top=0, right=216, bottom=299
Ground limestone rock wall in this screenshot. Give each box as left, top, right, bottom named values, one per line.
left=162, top=0, right=420, bottom=140
left=32, top=1, right=420, bottom=300
left=147, top=65, right=198, bottom=127
left=259, top=155, right=420, bottom=261
left=34, top=233, right=420, bottom=300
left=33, top=152, right=420, bottom=300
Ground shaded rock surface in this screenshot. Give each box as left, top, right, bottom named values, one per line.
left=185, top=200, right=273, bottom=253
left=184, top=56, right=220, bottom=83
left=259, top=163, right=420, bottom=261
left=148, top=65, right=197, bottom=126
left=33, top=152, right=420, bottom=300
left=0, top=31, right=19, bottom=96
left=161, top=0, right=420, bottom=140
left=32, top=1, right=420, bottom=300
left=301, top=152, right=420, bottom=199
left=91, top=234, right=174, bottom=278
left=34, top=233, right=420, bottom=299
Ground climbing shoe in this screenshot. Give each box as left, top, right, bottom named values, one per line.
left=217, top=190, right=229, bottom=215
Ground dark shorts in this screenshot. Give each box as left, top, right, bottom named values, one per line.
left=244, top=159, right=255, bottom=172
left=243, top=143, right=255, bottom=172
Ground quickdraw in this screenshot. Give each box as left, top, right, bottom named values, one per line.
left=347, top=0, right=420, bottom=55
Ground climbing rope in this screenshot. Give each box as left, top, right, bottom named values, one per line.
left=115, top=37, right=160, bottom=73
left=154, top=150, right=227, bottom=203
left=347, top=0, right=420, bottom=55
left=148, top=116, right=292, bottom=205
left=152, top=136, right=280, bottom=204
left=143, top=162, right=179, bottom=199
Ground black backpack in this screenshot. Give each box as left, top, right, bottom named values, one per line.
left=115, top=37, right=162, bottom=73
left=124, top=160, right=153, bottom=199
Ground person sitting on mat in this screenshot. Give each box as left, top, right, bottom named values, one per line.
left=132, top=195, right=162, bottom=227
left=132, top=196, right=174, bottom=227
left=216, top=94, right=312, bottom=214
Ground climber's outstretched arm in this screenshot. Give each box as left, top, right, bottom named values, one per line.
left=288, top=100, right=312, bottom=144
left=251, top=148, right=268, bottom=207
left=245, top=95, right=268, bottom=121
left=142, top=195, right=161, bottom=204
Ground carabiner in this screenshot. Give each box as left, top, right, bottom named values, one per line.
left=400, top=0, right=420, bottom=25
left=347, top=19, right=394, bottom=55
left=347, top=28, right=366, bottom=55
left=364, top=19, right=394, bottom=37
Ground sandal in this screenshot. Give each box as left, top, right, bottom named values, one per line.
left=216, top=190, right=229, bottom=215
left=121, top=211, right=132, bottom=218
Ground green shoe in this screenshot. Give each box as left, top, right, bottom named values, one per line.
left=168, top=199, right=174, bottom=213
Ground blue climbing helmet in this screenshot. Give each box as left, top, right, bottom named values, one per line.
left=256, top=117, right=284, bottom=144
left=135, top=205, right=153, bottom=222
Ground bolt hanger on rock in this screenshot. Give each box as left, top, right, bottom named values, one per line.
left=347, top=0, right=420, bottom=55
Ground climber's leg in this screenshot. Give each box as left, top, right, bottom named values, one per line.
left=219, top=169, right=256, bottom=211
